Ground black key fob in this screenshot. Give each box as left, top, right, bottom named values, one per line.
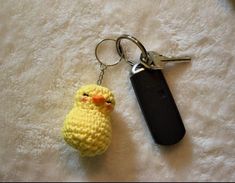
left=130, top=64, right=186, bottom=145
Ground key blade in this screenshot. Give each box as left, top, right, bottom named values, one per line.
left=161, top=57, right=191, bottom=62
left=143, top=51, right=191, bottom=69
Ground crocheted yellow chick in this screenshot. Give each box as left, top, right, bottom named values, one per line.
left=62, top=84, right=115, bottom=157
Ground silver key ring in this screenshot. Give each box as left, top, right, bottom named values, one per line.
left=116, top=34, right=150, bottom=67
left=95, top=38, right=123, bottom=67
left=95, top=38, right=124, bottom=85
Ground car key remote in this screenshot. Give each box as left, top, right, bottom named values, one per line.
left=130, top=64, right=186, bottom=145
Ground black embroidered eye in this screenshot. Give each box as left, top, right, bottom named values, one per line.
left=106, top=100, right=112, bottom=104
left=83, top=93, right=89, bottom=97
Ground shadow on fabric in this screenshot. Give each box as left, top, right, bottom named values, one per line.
left=159, top=133, right=193, bottom=170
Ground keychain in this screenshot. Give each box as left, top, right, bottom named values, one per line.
left=116, top=35, right=191, bottom=145
left=62, top=34, right=191, bottom=157
left=62, top=39, right=122, bottom=157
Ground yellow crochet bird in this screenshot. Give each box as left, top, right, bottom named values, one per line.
left=62, top=84, right=115, bottom=157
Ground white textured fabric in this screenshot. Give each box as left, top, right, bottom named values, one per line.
left=0, top=0, right=235, bottom=181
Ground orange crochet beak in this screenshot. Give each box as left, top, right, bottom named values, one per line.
left=92, top=95, right=105, bottom=105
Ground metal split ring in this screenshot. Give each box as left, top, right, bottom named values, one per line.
left=116, top=34, right=150, bottom=67
left=95, top=38, right=123, bottom=67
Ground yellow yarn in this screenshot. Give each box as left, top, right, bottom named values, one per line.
left=62, top=84, right=115, bottom=157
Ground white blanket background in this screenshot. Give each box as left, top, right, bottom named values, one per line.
left=0, top=0, right=235, bottom=181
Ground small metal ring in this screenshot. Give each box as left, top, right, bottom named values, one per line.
left=116, top=34, right=149, bottom=64
left=95, top=38, right=123, bottom=67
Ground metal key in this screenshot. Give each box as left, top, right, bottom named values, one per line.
left=141, top=51, right=191, bottom=69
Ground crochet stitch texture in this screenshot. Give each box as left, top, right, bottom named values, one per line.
left=62, top=84, right=115, bottom=157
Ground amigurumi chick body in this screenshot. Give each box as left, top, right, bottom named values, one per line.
left=62, top=84, right=115, bottom=157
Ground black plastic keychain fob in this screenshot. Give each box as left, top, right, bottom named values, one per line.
left=130, top=64, right=186, bottom=145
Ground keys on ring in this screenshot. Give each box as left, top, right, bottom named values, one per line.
left=116, top=34, right=191, bottom=69
left=115, top=34, right=190, bottom=145
left=141, top=51, right=191, bottom=70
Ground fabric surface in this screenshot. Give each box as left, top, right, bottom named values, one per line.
left=0, top=0, right=235, bottom=181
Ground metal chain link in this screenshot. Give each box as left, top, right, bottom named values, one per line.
left=97, top=63, right=108, bottom=85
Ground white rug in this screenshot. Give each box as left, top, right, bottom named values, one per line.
left=0, top=0, right=235, bottom=181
